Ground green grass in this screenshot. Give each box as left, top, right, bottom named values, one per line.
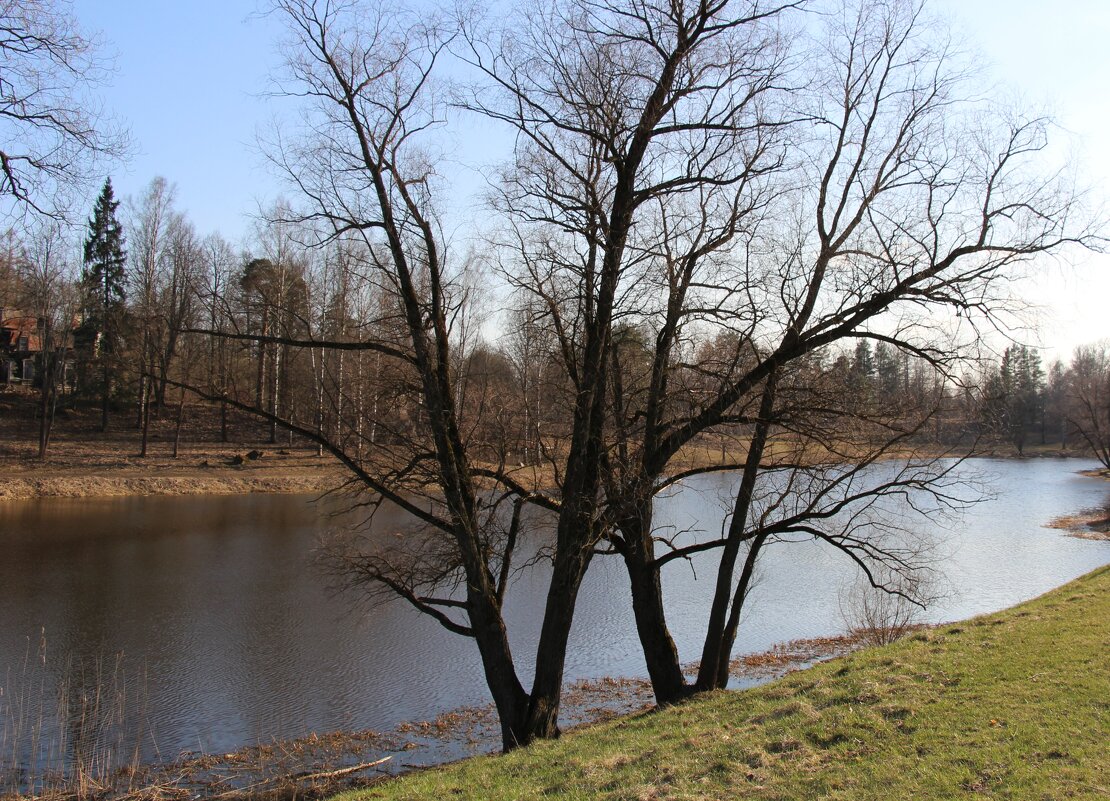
left=343, top=566, right=1110, bottom=800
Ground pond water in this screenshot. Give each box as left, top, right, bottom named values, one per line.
left=1, top=457, right=1108, bottom=774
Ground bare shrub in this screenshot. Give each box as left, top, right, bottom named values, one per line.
left=839, top=571, right=938, bottom=646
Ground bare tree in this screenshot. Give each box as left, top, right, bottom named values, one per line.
left=467, top=0, right=800, bottom=704
left=177, top=0, right=1097, bottom=750
left=482, top=0, right=1097, bottom=704
left=1067, top=342, right=1110, bottom=468
left=199, top=232, right=238, bottom=441
left=212, top=0, right=564, bottom=750
left=839, top=566, right=938, bottom=646
left=128, top=176, right=176, bottom=437
left=17, top=220, right=77, bottom=457
left=0, top=0, right=128, bottom=221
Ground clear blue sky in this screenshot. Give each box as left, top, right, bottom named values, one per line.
left=72, top=0, right=1110, bottom=360
left=71, top=0, right=285, bottom=243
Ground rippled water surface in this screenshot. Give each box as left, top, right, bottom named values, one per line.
left=1, top=458, right=1108, bottom=764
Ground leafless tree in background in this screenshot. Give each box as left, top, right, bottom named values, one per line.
left=1067, top=342, right=1110, bottom=469
left=16, top=220, right=77, bottom=456
left=128, top=177, right=176, bottom=438
left=0, top=0, right=128, bottom=222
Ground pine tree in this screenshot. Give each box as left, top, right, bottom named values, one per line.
left=990, top=344, right=1045, bottom=455
left=80, top=178, right=126, bottom=431
left=849, top=339, right=875, bottom=392
left=874, top=341, right=901, bottom=398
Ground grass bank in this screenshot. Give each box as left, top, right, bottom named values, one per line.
left=342, top=566, right=1110, bottom=801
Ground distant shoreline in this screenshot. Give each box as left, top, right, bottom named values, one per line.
left=1, top=446, right=1106, bottom=503
left=0, top=437, right=345, bottom=501
left=0, top=469, right=342, bottom=501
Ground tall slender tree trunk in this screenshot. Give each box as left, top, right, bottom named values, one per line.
left=136, top=372, right=147, bottom=429
left=269, top=343, right=280, bottom=444
left=100, top=359, right=110, bottom=433
left=37, top=343, right=53, bottom=460
left=140, top=378, right=153, bottom=457
left=172, top=389, right=185, bottom=458
left=695, top=374, right=778, bottom=691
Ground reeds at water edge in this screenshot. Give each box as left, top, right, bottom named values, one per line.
left=1, top=630, right=151, bottom=800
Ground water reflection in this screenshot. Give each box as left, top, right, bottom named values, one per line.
left=1, top=458, right=1108, bottom=771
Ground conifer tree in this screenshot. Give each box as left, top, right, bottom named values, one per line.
left=81, top=178, right=126, bottom=431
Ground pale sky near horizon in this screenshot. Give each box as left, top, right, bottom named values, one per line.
left=69, top=0, right=1109, bottom=363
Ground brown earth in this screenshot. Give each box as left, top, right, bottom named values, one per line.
left=3, top=387, right=1100, bottom=503
left=0, top=390, right=344, bottom=501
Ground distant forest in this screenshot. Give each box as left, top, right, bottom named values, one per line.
left=0, top=192, right=1107, bottom=468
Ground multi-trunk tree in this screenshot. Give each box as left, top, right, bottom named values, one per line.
left=173, top=0, right=1096, bottom=752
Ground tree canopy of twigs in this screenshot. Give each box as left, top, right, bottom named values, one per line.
left=0, top=0, right=129, bottom=222
left=156, top=0, right=1102, bottom=753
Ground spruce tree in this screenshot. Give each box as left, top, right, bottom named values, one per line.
left=81, top=178, right=126, bottom=431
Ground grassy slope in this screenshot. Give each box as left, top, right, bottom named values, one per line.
left=344, top=566, right=1110, bottom=800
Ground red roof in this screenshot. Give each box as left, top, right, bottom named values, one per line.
left=1, top=312, right=42, bottom=352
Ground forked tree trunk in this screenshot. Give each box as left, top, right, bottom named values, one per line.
left=707, top=533, right=767, bottom=689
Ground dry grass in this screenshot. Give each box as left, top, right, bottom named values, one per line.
left=0, top=391, right=342, bottom=500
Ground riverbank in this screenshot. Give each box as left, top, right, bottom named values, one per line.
left=0, top=394, right=344, bottom=500
left=0, top=446, right=345, bottom=500
left=338, top=565, right=1110, bottom=801
left=3, top=391, right=1101, bottom=501
left=0, top=632, right=873, bottom=801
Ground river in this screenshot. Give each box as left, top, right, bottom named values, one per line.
left=1, top=457, right=1108, bottom=778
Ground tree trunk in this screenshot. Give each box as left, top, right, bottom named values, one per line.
left=38, top=349, right=53, bottom=460
left=464, top=589, right=532, bottom=751
left=172, top=390, right=186, bottom=458
left=620, top=505, right=689, bottom=705
left=695, top=374, right=777, bottom=691
left=100, top=359, right=110, bottom=433
left=221, top=398, right=228, bottom=443
left=136, top=372, right=147, bottom=429
left=710, top=533, right=767, bottom=688
left=522, top=540, right=593, bottom=740
left=269, top=343, right=280, bottom=444
left=139, top=378, right=153, bottom=457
